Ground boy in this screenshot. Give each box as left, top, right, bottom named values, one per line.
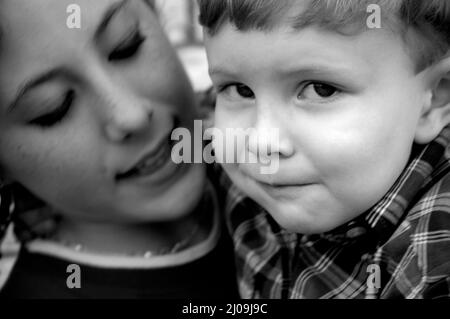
left=199, top=0, right=450, bottom=298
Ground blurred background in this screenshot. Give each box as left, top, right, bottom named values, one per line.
left=156, top=0, right=212, bottom=91
left=0, top=0, right=211, bottom=288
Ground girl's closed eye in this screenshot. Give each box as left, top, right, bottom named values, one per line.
left=108, top=28, right=146, bottom=62
left=28, top=90, right=75, bottom=128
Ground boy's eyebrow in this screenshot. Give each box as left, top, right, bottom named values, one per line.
left=278, top=65, right=362, bottom=78
left=210, top=63, right=364, bottom=79
left=95, top=0, right=130, bottom=39
left=7, top=68, right=70, bottom=114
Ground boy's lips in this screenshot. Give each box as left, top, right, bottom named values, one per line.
left=239, top=166, right=316, bottom=197
left=255, top=178, right=315, bottom=190
left=256, top=180, right=316, bottom=200
left=239, top=164, right=315, bottom=187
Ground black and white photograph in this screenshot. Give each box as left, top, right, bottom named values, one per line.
left=0, top=0, right=449, bottom=309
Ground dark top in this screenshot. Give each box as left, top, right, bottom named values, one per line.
left=0, top=225, right=238, bottom=299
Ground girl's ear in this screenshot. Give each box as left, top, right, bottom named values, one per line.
left=415, top=55, right=450, bottom=144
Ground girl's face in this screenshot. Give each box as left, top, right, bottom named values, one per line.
left=0, top=0, right=205, bottom=223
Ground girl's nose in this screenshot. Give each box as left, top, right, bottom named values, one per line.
left=104, top=98, right=153, bottom=142
left=88, top=67, right=154, bottom=142
left=105, top=106, right=153, bottom=142
left=101, top=90, right=154, bottom=142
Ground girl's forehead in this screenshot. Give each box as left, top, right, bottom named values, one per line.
left=0, top=0, right=160, bottom=115
left=2, top=0, right=78, bottom=25
left=0, top=1, right=107, bottom=71
left=1, top=0, right=140, bottom=36
left=0, top=0, right=163, bottom=71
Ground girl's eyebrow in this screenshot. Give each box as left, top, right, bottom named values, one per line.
left=7, top=1, right=132, bottom=115
left=95, top=0, right=130, bottom=39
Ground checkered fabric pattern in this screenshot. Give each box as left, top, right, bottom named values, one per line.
left=214, top=126, right=450, bottom=299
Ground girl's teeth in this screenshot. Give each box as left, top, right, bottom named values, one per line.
left=134, top=144, right=170, bottom=176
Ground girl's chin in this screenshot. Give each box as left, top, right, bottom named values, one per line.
left=157, top=164, right=207, bottom=215
left=111, top=164, right=206, bottom=222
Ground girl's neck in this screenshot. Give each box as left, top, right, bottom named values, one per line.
left=51, top=195, right=214, bottom=256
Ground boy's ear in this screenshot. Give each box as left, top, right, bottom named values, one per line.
left=415, top=55, right=450, bottom=144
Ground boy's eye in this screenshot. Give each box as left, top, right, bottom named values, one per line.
left=219, top=84, right=255, bottom=99
left=108, top=30, right=146, bottom=61
left=299, top=83, right=339, bottom=100
left=28, top=90, right=75, bottom=128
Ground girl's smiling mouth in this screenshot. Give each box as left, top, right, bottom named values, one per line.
left=115, top=117, right=185, bottom=184
left=115, top=134, right=176, bottom=181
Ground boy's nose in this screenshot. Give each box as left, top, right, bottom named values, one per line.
left=247, top=110, right=294, bottom=158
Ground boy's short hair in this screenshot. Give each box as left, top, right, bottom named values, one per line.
left=143, top=0, right=156, bottom=10
left=198, top=0, right=450, bottom=71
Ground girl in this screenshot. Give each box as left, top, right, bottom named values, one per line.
left=0, top=0, right=237, bottom=298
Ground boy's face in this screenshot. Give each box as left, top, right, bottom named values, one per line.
left=205, top=23, right=428, bottom=234
left=0, top=0, right=205, bottom=224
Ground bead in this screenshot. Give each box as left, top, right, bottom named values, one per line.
left=144, top=251, right=153, bottom=258
left=346, top=226, right=367, bottom=239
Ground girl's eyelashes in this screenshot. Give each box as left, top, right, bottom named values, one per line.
left=28, top=90, right=75, bottom=128
left=108, top=29, right=146, bottom=62
left=298, top=82, right=341, bottom=101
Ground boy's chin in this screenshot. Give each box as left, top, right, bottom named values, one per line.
left=227, top=170, right=361, bottom=234
left=258, top=199, right=352, bottom=235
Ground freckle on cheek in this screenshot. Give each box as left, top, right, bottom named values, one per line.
left=16, top=145, right=27, bottom=160
left=15, top=144, right=34, bottom=161
left=13, top=144, right=47, bottom=173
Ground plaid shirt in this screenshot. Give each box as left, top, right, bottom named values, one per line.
left=214, top=125, right=450, bottom=299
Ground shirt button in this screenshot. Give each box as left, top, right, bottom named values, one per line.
left=346, top=226, right=367, bottom=239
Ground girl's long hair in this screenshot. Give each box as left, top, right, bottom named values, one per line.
left=0, top=184, right=15, bottom=258
left=0, top=184, right=45, bottom=258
